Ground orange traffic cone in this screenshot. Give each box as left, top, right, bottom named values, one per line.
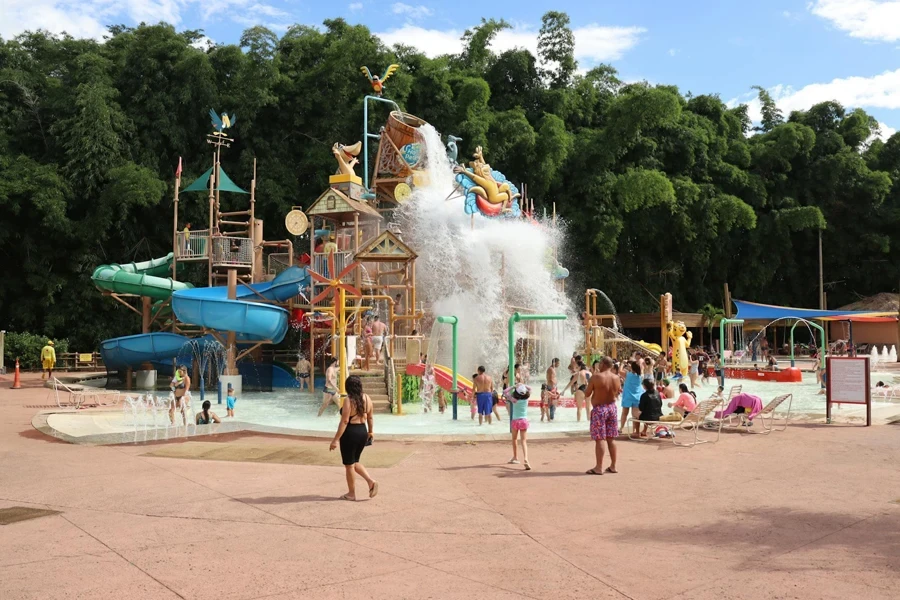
left=12, top=358, right=22, bottom=389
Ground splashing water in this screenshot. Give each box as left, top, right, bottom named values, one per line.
left=396, top=124, right=579, bottom=379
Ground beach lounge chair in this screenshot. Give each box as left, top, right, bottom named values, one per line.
left=741, top=394, right=793, bottom=434
left=50, top=377, right=121, bottom=409
left=727, top=385, right=742, bottom=400
left=628, top=398, right=724, bottom=447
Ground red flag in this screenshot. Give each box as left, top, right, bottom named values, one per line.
left=176, top=157, right=183, bottom=178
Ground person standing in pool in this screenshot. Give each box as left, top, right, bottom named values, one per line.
left=473, top=366, right=493, bottom=425
left=169, top=365, right=191, bottom=425
left=295, top=354, right=311, bottom=391
left=584, top=357, right=621, bottom=474
left=225, top=383, right=237, bottom=418
left=546, top=357, right=560, bottom=395
left=329, top=375, right=378, bottom=501
left=317, top=357, right=340, bottom=416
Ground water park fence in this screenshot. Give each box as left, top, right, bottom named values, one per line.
left=57, top=352, right=104, bottom=371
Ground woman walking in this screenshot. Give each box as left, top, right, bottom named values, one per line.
left=329, top=376, right=378, bottom=501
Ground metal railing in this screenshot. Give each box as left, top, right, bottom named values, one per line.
left=267, top=253, right=292, bottom=276
left=175, top=229, right=210, bottom=260
left=391, top=335, right=426, bottom=362
left=212, top=236, right=252, bottom=267
left=312, top=251, right=353, bottom=278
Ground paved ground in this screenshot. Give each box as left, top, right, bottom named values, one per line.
left=2, top=372, right=900, bottom=600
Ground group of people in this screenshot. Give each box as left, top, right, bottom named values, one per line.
left=165, top=365, right=238, bottom=426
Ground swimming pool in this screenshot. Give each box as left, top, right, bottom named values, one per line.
left=42, top=371, right=900, bottom=443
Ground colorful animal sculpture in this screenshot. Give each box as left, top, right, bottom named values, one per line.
left=446, top=135, right=462, bottom=164
left=360, top=64, right=399, bottom=96
left=667, top=320, right=693, bottom=377
left=209, top=109, right=237, bottom=135
left=453, top=146, right=521, bottom=217
left=332, top=141, right=362, bottom=177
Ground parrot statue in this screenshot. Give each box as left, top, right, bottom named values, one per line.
left=360, top=64, right=399, bottom=97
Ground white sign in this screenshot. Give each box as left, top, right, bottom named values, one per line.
left=829, top=358, right=868, bottom=404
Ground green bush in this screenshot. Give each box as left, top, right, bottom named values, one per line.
left=4, top=332, right=69, bottom=370
left=402, top=374, right=421, bottom=403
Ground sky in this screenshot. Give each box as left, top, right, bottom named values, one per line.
left=2, top=0, right=899, bottom=138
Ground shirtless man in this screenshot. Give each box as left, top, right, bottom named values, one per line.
left=546, top=358, right=559, bottom=394
left=317, top=357, right=340, bottom=416
left=295, top=354, right=311, bottom=391
left=584, top=357, right=621, bottom=474
left=473, top=366, right=494, bottom=425
left=370, top=315, right=387, bottom=364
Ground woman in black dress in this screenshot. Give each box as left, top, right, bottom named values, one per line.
left=329, top=376, right=378, bottom=501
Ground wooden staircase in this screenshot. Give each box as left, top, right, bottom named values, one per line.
left=349, top=367, right=391, bottom=413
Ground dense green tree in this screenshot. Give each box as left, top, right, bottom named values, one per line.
left=1, top=13, right=899, bottom=348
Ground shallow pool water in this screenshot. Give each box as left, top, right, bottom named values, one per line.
left=228, top=371, right=900, bottom=436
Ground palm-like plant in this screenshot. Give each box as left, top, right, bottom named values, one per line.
left=698, top=303, right=726, bottom=337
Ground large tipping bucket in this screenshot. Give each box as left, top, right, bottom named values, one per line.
left=382, top=111, right=427, bottom=172
left=385, top=111, right=426, bottom=149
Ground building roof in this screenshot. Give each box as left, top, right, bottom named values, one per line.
left=838, top=293, right=899, bottom=313
left=355, top=230, right=417, bottom=262
left=306, top=187, right=382, bottom=223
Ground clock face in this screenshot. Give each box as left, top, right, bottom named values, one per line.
left=285, top=210, right=309, bottom=235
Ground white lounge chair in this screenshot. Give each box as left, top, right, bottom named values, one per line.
left=50, top=377, right=121, bottom=409
left=741, top=394, right=792, bottom=434
left=628, top=398, right=724, bottom=447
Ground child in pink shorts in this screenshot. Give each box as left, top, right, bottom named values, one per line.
left=503, top=384, right=532, bottom=470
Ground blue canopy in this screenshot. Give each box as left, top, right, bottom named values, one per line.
left=733, top=299, right=895, bottom=322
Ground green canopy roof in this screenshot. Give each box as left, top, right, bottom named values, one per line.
left=183, top=167, right=248, bottom=194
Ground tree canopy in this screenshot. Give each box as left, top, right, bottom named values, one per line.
left=1, top=16, right=899, bottom=347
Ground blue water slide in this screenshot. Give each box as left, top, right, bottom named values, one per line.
left=100, top=267, right=309, bottom=371
left=100, top=332, right=194, bottom=372
left=172, top=266, right=309, bottom=344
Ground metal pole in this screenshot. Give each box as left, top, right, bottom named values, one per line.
left=436, top=316, right=458, bottom=419
left=362, top=95, right=400, bottom=194
left=718, top=318, right=744, bottom=387
left=818, top=229, right=824, bottom=310
left=0, top=330, right=5, bottom=374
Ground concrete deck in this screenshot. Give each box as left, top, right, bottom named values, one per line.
left=2, top=371, right=900, bottom=599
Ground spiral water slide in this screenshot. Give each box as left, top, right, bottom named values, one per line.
left=94, top=254, right=309, bottom=371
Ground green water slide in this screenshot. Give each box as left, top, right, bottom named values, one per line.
left=92, top=253, right=193, bottom=301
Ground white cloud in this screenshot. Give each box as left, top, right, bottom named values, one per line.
left=376, top=22, right=644, bottom=64
left=668, top=48, right=677, bottom=56
left=877, top=122, right=897, bottom=140
left=391, top=3, right=432, bottom=20
left=728, top=69, right=900, bottom=139
left=349, top=2, right=363, bottom=11
left=191, top=35, right=215, bottom=51
left=1, top=0, right=109, bottom=39
left=0, top=0, right=294, bottom=40
left=809, top=0, right=900, bottom=42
